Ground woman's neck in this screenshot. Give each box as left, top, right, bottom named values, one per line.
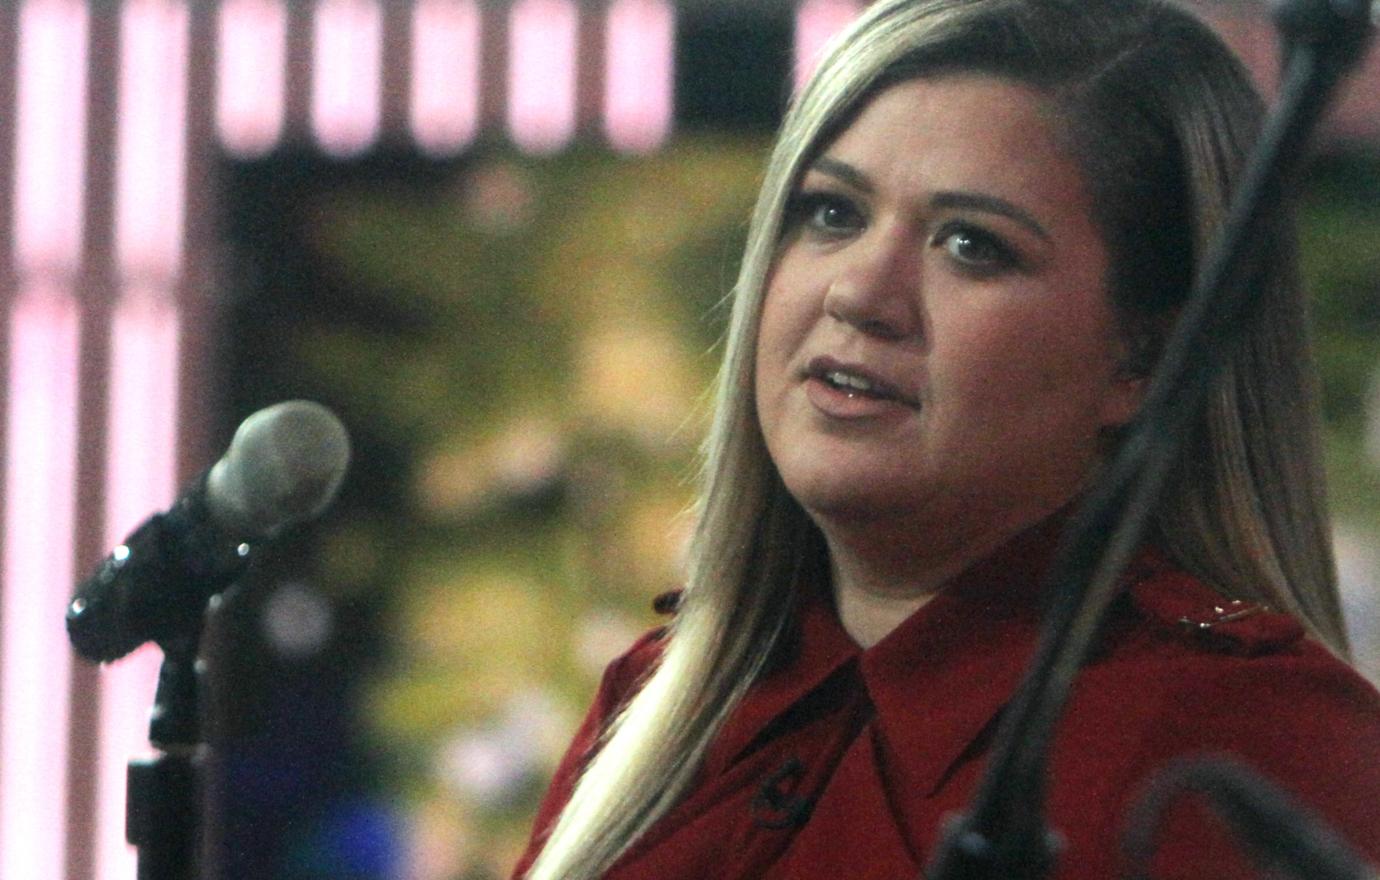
left=821, top=505, right=1059, bottom=648
left=825, top=534, right=975, bottom=648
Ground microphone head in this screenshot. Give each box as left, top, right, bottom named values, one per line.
left=205, top=400, right=352, bottom=539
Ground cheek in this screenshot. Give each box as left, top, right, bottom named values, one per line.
left=753, top=289, right=791, bottom=413
left=937, top=302, right=1119, bottom=408
left=756, top=278, right=813, bottom=372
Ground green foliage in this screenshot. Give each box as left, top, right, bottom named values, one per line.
left=265, top=137, right=765, bottom=870
left=1301, top=154, right=1380, bottom=528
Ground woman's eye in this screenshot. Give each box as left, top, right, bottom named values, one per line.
left=935, top=223, right=1019, bottom=273
left=787, top=192, right=863, bottom=237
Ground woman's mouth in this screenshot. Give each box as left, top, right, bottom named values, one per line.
left=805, top=358, right=918, bottom=407
left=821, top=368, right=892, bottom=399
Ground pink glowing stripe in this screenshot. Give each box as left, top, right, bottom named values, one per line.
left=216, top=0, right=288, bottom=157
left=410, top=0, right=482, bottom=156
left=793, top=0, right=862, bottom=93
left=94, top=287, right=182, bottom=880
left=95, top=645, right=163, bottom=880
left=603, top=0, right=675, bottom=154
left=312, top=0, right=382, bottom=156
left=12, top=0, right=88, bottom=275
left=507, top=0, right=579, bottom=154
left=115, top=0, right=189, bottom=281
left=0, top=283, right=80, bottom=880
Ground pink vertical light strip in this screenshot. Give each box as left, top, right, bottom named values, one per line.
left=115, top=0, right=189, bottom=281
left=3, top=5, right=87, bottom=876
left=793, top=0, right=861, bottom=93
left=94, top=287, right=182, bottom=880
left=216, top=0, right=288, bottom=157
left=1, top=284, right=80, bottom=880
left=410, top=0, right=481, bottom=156
left=603, top=0, right=675, bottom=154
left=12, top=0, right=88, bottom=276
left=507, top=0, right=579, bottom=154
left=312, top=0, right=383, bottom=156
left=103, top=8, right=190, bottom=877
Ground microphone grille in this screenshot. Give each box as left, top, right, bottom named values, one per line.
left=205, top=400, right=352, bottom=539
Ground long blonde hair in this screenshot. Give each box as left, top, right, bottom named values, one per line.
left=524, top=2, right=1344, bottom=877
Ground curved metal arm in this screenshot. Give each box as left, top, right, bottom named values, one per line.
left=1121, top=756, right=1377, bottom=880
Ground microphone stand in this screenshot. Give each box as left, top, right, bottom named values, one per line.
left=924, top=3, right=1375, bottom=879
left=69, top=402, right=348, bottom=879
left=1121, top=756, right=1378, bottom=880
left=69, top=478, right=255, bottom=880
left=128, top=629, right=206, bottom=880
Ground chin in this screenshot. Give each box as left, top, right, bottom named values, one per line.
left=781, top=469, right=925, bottom=527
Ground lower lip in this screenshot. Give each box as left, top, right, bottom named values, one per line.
left=804, top=376, right=915, bottom=419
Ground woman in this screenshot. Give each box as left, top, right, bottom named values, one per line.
left=513, top=1, right=1380, bottom=877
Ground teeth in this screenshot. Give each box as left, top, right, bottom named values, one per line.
left=825, top=369, right=877, bottom=393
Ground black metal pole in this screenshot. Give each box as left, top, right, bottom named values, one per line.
left=924, top=2, right=1375, bottom=878
left=68, top=473, right=256, bottom=879
left=127, top=632, right=206, bottom=880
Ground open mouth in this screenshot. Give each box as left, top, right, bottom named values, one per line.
left=806, top=358, right=917, bottom=407
left=821, top=368, right=894, bottom=399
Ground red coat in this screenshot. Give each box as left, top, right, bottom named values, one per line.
left=513, top=525, right=1380, bottom=879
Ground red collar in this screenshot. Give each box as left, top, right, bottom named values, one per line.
left=707, top=514, right=1094, bottom=794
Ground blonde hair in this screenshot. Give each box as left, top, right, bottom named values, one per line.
left=524, top=2, right=1345, bottom=877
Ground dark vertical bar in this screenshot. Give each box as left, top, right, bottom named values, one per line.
left=480, top=0, right=509, bottom=137
left=380, top=0, right=413, bottom=145
left=66, top=2, right=121, bottom=877
left=576, top=0, right=606, bottom=143
left=0, top=0, right=18, bottom=743
left=181, top=5, right=227, bottom=867
left=83, top=0, right=120, bottom=278
left=0, top=0, right=15, bottom=284
left=283, top=0, right=314, bottom=146
left=182, top=7, right=234, bottom=869
left=180, top=0, right=222, bottom=478
left=178, top=6, right=225, bottom=870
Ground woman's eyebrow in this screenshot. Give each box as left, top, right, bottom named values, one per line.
left=930, top=191, right=1052, bottom=242
left=809, top=157, right=1053, bottom=244
left=811, top=157, right=874, bottom=192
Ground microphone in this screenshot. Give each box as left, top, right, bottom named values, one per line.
left=66, top=400, right=351, bottom=663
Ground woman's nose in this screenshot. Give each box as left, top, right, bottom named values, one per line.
left=821, top=229, right=921, bottom=340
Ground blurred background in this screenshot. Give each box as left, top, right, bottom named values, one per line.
left=1, top=1, right=1378, bottom=879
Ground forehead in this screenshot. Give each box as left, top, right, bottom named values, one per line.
left=816, top=74, right=1093, bottom=218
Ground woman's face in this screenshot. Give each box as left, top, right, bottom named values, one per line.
left=754, top=75, right=1145, bottom=542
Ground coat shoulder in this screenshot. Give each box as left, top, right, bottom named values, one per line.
left=1120, top=554, right=1305, bottom=656
left=1104, top=553, right=1380, bottom=757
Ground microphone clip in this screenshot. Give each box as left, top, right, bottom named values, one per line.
left=66, top=472, right=254, bottom=663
